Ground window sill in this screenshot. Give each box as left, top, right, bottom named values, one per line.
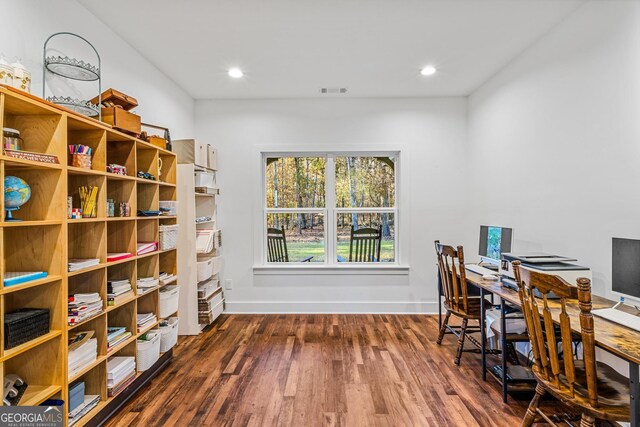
left=253, top=264, right=410, bottom=276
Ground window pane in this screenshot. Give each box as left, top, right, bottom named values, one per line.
left=266, top=157, right=326, bottom=208
left=266, top=213, right=325, bottom=262
left=335, top=156, right=395, bottom=208
left=336, top=213, right=395, bottom=262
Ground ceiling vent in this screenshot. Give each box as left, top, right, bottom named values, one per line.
left=320, top=87, right=347, bottom=94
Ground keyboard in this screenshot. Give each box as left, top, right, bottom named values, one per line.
left=593, top=308, right=640, bottom=332
left=465, top=264, right=498, bottom=276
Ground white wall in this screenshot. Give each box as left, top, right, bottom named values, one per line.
left=1, top=0, right=194, bottom=137
left=196, top=97, right=470, bottom=313
left=468, top=0, right=640, bottom=302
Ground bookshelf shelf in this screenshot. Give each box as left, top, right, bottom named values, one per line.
left=0, top=86, right=178, bottom=425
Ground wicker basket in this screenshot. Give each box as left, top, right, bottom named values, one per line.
left=159, top=224, right=178, bottom=251
left=4, top=308, right=50, bottom=349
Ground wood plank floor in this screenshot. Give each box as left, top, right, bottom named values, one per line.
left=105, top=314, right=530, bottom=426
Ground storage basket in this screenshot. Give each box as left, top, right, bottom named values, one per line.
left=71, top=153, right=92, bottom=169
left=159, top=200, right=178, bottom=216
left=211, top=256, right=223, bottom=276
left=136, top=330, right=160, bottom=371
left=197, top=278, right=220, bottom=300
left=4, top=308, right=49, bottom=349
left=159, top=285, right=180, bottom=318
left=159, top=317, right=179, bottom=352
left=159, top=224, right=179, bottom=251
left=194, top=171, right=215, bottom=188
left=196, top=258, right=213, bottom=282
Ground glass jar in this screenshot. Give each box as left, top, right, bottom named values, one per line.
left=3, top=128, right=23, bottom=150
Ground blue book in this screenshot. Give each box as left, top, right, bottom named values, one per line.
left=4, top=271, right=48, bottom=287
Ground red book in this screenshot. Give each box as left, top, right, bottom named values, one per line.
left=107, top=253, right=133, bottom=262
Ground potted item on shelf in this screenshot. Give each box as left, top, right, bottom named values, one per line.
left=90, top=88, right=141, bottom=135
left=4, top=176, right=31, bottom=221
left=69, top=144, right=93, bottom=169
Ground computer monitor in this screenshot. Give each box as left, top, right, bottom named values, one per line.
left=479, top=225, right=513, bottom=265
left=612, top=237, right=640, bottom=301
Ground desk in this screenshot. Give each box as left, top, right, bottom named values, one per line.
left=439, top=270, right=640, bottom=426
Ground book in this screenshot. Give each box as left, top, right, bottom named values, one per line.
left=4, top=271, right=48, bottom=287
left=136, top=242, right=158, bottom=255
left=136, top=312, right=157, bottom=332
left=68, top=395, right=100, bottom=425
left=196, top=229, right=215, bottom=254
left=68, top=258, right=100, bottom=272
left=107, top=252, right=133, bottom=262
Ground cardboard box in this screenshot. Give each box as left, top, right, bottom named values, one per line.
left=172, top=139, right=206, bottom=166
left=101, top=107, right=141, bottom=135
left=207, top=145, right=217, bottom=170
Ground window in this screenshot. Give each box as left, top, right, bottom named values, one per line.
left=264, top=153, right=398, bottom=264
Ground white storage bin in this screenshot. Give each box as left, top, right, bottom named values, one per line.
left=136, top=330, right=160, bottom=371
left=211, top=255, right=223, bottom=276
left=159, top=200, right=178, bottom=216
left=197, top=278, right=220, bottom=299
left=197, top=258, right=213, bottom=282
left=159, top=224, right=179, bottom=250
left=485, top=308, right=527, bottom=338
left=194, top=171, right=215, bottom=188
left=207, top=145, right=217, bottom=170
left=159, top=285, right=180, bottom=318
left=159, top=317, right=179, bottom=352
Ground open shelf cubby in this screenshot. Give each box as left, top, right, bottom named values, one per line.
left=159, top=250, right=177, bottom=280
left=0, top=86, right=177, bottom=425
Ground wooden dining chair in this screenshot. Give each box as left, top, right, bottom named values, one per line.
left=267, top=227, right=312, bottom=262
left=512, top=261, right=630, bottom=427
left=349, top=225, right=382, bottom=262
left=435, top=241, right=484, bottom=365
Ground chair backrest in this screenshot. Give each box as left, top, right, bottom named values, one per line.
left=267, top=227, right=289, bottom=262
left=513, top=261, right=599, bottom=407
left=434, top=240, right=470, bottom=314
left=349, top=225, right=382, bottom=262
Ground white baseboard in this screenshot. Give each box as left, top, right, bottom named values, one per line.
left=224, top=300, right=441, bottom=314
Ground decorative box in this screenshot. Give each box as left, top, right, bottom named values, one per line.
left=4, top=308, right=50, bottom=349
left=101, top=107, right=141, bottom=135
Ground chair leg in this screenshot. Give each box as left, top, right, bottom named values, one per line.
left=454, top=318, right=468, bottom=365
left=437, top=312, right=451, bottom=345
left=521, top=383, right=545, bottom=427
left=579, top=414, right=596, bottom=427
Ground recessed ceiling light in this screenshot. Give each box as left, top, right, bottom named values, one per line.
left=228, top=67, right=244, bottom=78
left=420, top=66, right=437, bottom=76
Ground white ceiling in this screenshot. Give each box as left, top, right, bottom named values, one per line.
left=78, top=0, right=584, bottom=99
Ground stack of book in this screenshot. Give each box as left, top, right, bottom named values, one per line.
left=68, top=395, right=100, bottom=426
left=106, top=252, right=133, bottom=262
left=137, top=312, right=157, bottom=332
left=159, top=271, right=177, bottom=286
left=68, top=293, right=103, bottom=325
left=68, top=258, right=100, bottom=272
left=136, top=277, right=158, bottom=295
left=107, top=279, right=133, bottom=306
left=136, top=242, right=158, bottom=255
left=107, top=326, right=132, bottom=352
left=68, top=331, right=98, bottom=378
left=107, top=356, right=136, bottom=397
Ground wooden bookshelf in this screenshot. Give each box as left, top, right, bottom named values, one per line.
left=0, top=87, right=178, bottom=426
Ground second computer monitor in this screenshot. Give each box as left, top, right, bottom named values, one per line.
left=479, top=225, right=513, bottom=263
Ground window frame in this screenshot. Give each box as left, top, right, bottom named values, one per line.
left=262, top=151, right=399, bottom=266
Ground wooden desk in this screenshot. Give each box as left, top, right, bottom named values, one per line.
left=439, top=270, right=640, bottom=425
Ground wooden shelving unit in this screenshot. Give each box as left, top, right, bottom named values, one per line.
left=0, top=86, right=178, bottom=426
left=177, top=162, right=223, bottom=335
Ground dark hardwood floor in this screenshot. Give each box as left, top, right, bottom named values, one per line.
left=105, top=314, right=529, bottom=426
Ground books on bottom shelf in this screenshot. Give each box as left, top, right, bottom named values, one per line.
left=107, top=279, right=133, bottom=306
left=137, top=277, right=159, bottom=295
left=68, top=258, right=100, bottom=272
left=107, top=356, right=136, bottom=397
left=68, top=331, right=98, bottom=378
left=159, top=271, right=177, bottom=286
left=137, top=312, right=157, bottom=332
left=69, top=293, right=103, bottom=325
left=68, top=395, right=100, bottom=426
left=107, top=326, right=132, bottom=352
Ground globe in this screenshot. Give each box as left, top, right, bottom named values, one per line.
left=4, top=176, right=31, bottom=221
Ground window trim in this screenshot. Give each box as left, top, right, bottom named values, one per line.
left=261, top=151, right=400, bottom=266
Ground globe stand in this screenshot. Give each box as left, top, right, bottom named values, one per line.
left=5, top=207, right=22, bottom=222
